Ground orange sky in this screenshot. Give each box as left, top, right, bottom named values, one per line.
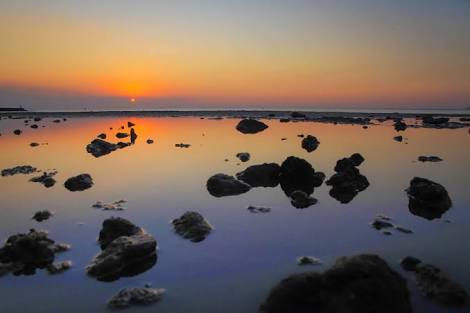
left=0, top=1, right=469, bottom=109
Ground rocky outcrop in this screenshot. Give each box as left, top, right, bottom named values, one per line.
left=108, top=287, right=165, bottom=309
left=301, top=135, right=320, bottom=152
left=406, top=177, right=452, bottom=220
left=87, top=217, right=157, bottom=282
left=236, top=163, right=281, bottom=187
left=236, top=119, right=268, bottom=134
left=206, top=174, right=251, bottom=197
left=171, top=211, right=213, bottom=242
left=64, top=174, right=93, bottom=191
left=260, top=254, right=412, bottom=313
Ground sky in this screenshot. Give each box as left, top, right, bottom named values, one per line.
left=0, top=0, right=469, bottom=110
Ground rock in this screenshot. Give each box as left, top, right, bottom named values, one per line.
left=130, top=128, right=137, bottom=144
left=247, top=206, right=271, bottom=213
left=279, top=156, right=323, bottom=196
left=236, top=119, right=268, bottom=134
left=87, top=217, right=157, bottom=282
left=116, top=132, right=129, bottom=139
left=146, top=139, right=154, bottom=144
left=86, top=139, right=119, bottom=157
left=290, top=190, right=317, bottom=208
left=1, top=165, right=37, bottom=176
left=291, top=111, right=306, bottom=118
left=297, top=256, right=322, bottom=266
left=260, top=254, right=412, bottom=313
left=394, top=120, right=407, bottom=131
left=32, top=210, right=54, bottom=222
left=47, top=260, right=72, bottom=274
left=334, top=153, right=364, bottom=172
left=395, top=226, right=413, bottom=234
left=175, top=143, right=190, bottom=148
left=236, top=163, right=281, bottom=187
left=30, top=124, right=38, bottom=129
left=406, top=177, right=452, bottom=220
left=92, top=200, right=127, bottom=211
left=97, top=133, right=106, bottom=139
left=13, top=129, right=22, bottom=135
left=422, top=116, right=450, bottom=125
left=418, top=156, right=443, bottom=162
left=171, top=211, right=213, bottom=242
left=53, top=119, right=61, bottom=123
left=0, top=229, right=70, bottom=276
left=30, top=142, right=39, bottom=147
left=414, top=263, right=469, bottom=307
left=64, top=174, right=93, bottom=191
left=236, top=152, right=250, bottom=162
left=108, top=287, right=165, bottom=309
left=127, top=121, right=135, bottom=127
left=279, top=118, right=290, bottom=123
left=33, top=117, right=41, bottom=122
left=400, top=256, right=422, bottom=271
left=301, top=135, right=320, bottom=152
left=370, top=219, right=394, bottom=230
left=206, top=174, right=251, bottom=197
left=30, top=171, right=57, bottom=188
left=393, top=135, right=403, bottom=142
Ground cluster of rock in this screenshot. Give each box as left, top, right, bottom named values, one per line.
left=1, top=165, right=37, bottom=176
left=0, top=229, right=71, bottom=276
left=400, top=256, right=469, bottom=307
left=261, top=254, right=412, bottom=313
left=406, top=177, right=452, bottom=220
left=171, top=211, right=213, bottom=242
left=86, top=217, right=157, bottom=281
left=30, top=171, right=57, bottom=188
left=325, top=153, right=369, bottom=203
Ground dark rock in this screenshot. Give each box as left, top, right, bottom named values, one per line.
left=247, top=206, right=271, bottom=213
left=206, top=174, right=251, bottom=197
left=422, top=116, right=450, bottom=125
left=370, top=219, right=394, bottom=230
left=87, top=217, right=157, bottom=282
left=279, top=118, right=290, bottom=123
left=30, top=124, right=38, bottom=129
left=108, top=287, right=165, bottom=309
left=406, top=177, right=452, bottom=220
left=86, top=139, right=118, bottom=157
left=418, top=156, right=443, bottom=162
left=291, top=112, right=306, bottom=118
left=64, top=173, right=93, bottom=191
left=32, top=210, right=54, bottom=222
left=301, top=135, right=320, bottom=152
left=30, top=171, right=57, bottom=188
left=13, top=129, right=22, bottom=135
left=146, top=139, right=154, bottom=144
left=127, top=121, right=135, bottom=127
left=53, top=119, right=61, bottom=123
left=279, top=156, right=322, bottom=196
left=97, top=133, right=107, bottom=139
left=394, top=120, right=407, bottom=131
left=116, top=132, right=129, bottom=139
left=1, top=165, right=37, bottom=176
left=33, top=117, right=41, bottom=122
left=393, top=135, right=403, bottom=142
left=236, top=163, right=281, bottom=187
left=297, top=256, right=322, bottom=266
left=260, top=254, right=412, bottom=313
left=400, top=256, right=422, bottom=271
left=236, top=152, right=250, bottom=162
left=175, top=143, right=190, bottom=148
left=172, top=211, right=213, bottom=242
left=130, top=128, right=137, bottom=144
left=236, top=119, right=268, bottom=134
left=30, top=142, right=39, bottom=147
left=290, top=190, right=317, bottom=208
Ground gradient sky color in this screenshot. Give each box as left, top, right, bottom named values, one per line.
left=1, top=0, right=470, bottom=110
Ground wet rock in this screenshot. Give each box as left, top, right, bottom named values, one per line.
left=290, top=190, right=317, bottom=208
left=171, top=211, right=213, bottom=242
left=97, top=133, right=107, bottom=139
left=92, top=200, right=127, bottom=211
left=108, top=287, right=165, bottom=309
left=30, top=171, right=57, bottom=188
left=0, top=229, right=70, bottom=276
left=127, top=121, right=135, bottom=128
left=297, top=256, right=322, bottom=266
left=394, top=120, right=407, bottom=131
left=418, top=156, right=443, bottom=162
left=247, top=206, right=271, bottom=213
left=86, top=139, right=119, bottom=157
left=130, top=128, right=137, bottom=144
left=260, top=254, right=412, bottom=313
left=30, top=142, right=39, bottom=147
left=301, top=135, right=320, bottom=152
left=279, top=156, right=324, bottom=196
left=236, top=152, right=250, bottom=162
left=64, top=173, right=93, bottom=191
left=32, top=210, right=54, bottom=222
left=206, top=173, right=251, bottom=197
left=393, top=135, right=403, bottom=142
left=236, top=119, right=268, bottom=134
left=406, top=177, right=452, bottom=220
left=400, top=256, right=422, bottom=271
left=13, top=129, right=22, bottom=135
left=236, top=163, right=281, bottom=187
left=146, top=139, right=154, bottom=144
left=47, top=260, right=72, bottom=274
left=1, top=165, right=37, bottom=176
left=116, top=132, right=129, bottom=139
left=87, top=217, right=157, bottom=282
left=175, top=143, right=190, bottom=148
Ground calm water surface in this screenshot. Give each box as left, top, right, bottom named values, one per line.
left=0, top=116, right=469, bottom=312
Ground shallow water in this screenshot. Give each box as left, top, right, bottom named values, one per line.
left=0, top=115, right=469, bottom=312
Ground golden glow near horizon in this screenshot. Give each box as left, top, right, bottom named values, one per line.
left=0, top=1, right=469, bottom=108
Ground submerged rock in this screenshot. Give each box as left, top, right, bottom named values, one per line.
left=87, top=217, right=157, bottom=282
left=64, top=173, right=93, bottom=191
left=236, top=152, right=250, bottom=162
left=1, top=165, right=37, bottom=176
left=290, top=190, right=317, bottom=208
left=206, top=174, right=251, bottom=197
left=108, top=287, right=165, bottom=309
left=406, top=177, right=452, bottom=220
left=279, top=156, right=324, bottom=196
left=260, top=254, right=412, bottom=313
left=236, top=163, right=281, bottom=187
left=236, top=119, right=268, bottom=134
left=247, top=206, right=271, bottom=213
left=32, top=210, right=54, bottom=222
left=30, top=171, right=57, bottom=188
left=172, top=211, right=213, bottom=242
left=301, top=135, right=320, bottom=152
left=0, top=229, right=70, bottom=276
left=418, top=156, right=443, bottom=162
